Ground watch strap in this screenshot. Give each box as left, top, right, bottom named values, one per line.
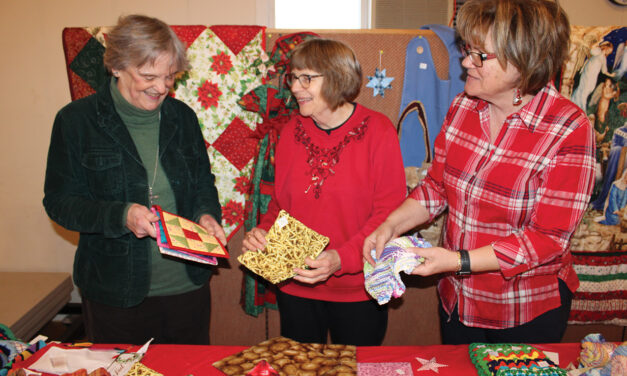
left=456, top=249, right=471, bottom=276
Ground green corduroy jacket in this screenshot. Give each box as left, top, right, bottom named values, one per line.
left=43, top=84, right=222, bottom=308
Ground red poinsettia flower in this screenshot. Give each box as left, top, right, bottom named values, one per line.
left=234, top=175, right=251, bottom=195
left=197, top=80, right=222, bottom=109
left=211, top=52, right=233, bottom=75
left=222, top=200, right=244, bottom=226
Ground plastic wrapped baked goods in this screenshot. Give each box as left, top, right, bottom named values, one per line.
left=238, top=210, right=329, bottom=284
left=212, top=336, right=356, bottom=376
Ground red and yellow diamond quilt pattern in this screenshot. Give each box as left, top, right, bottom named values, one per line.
left=62, top=25, right=266, bottom=239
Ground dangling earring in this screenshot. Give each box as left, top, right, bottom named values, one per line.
left=512, top=88, right=522, bottom=106
left=112, top=71, right=119, bottom=77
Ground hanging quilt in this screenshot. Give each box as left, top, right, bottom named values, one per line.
left=61, top=25, right=266, bottom=239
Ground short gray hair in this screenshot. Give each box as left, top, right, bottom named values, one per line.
left=103, top=14, right=189, bottom=73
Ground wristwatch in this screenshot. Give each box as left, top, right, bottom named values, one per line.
left=456, top=249, right=471, bottom=276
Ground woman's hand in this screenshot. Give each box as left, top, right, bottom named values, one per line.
left=293, top=249, right=341, bottom=284
left=362, top=199, right=431, bottom=267
left=198, top=214, right=227, bottom=245
left=409, top=247, right=459, bottom=276
left=126, top=203, right=159, bottom=238
left=242, top=227, right=268, bottom=253
left=362, top=221, right=395, bottom=267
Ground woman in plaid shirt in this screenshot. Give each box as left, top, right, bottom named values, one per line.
left=364, top=0, right=596, bottom=344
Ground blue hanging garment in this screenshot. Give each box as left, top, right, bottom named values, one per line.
left=398, top=24, right=466, bottom=167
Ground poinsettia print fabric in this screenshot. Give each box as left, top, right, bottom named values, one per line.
left=63, top=25, right=266, bottom=239
left=173, top=26, right=265, bottom=238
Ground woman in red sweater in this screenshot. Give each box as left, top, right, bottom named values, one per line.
left=241, top=38, right=406, bottom=345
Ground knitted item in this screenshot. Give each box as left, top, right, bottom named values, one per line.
left=469, top=343, right=567, bottom=376
left=1, top=340, right=45, bottom=376
left=577, top=333, right=627, bottom=376
left=0, top=324, right=26, bottom=376
left=568, top=251, right=627, bottom=326
left=0, top=325, right=15, bottom=342
left=364, top=235, right=428, bottom=305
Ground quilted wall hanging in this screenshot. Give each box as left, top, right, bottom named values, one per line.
left=62, top=25, right=266, bottom=239
left=558, top=25, right=627, bottom=326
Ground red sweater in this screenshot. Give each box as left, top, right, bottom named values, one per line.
left=258, top=104, right=406, bottom=302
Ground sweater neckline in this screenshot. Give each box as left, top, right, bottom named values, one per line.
left=313, top=103, right=357, bottom=135
left=110, top=77, right=161, bottom=127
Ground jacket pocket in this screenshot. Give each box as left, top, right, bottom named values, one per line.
left=81, top=150, right=124, bottom=198
left=75, top=236, right=132, bottom=299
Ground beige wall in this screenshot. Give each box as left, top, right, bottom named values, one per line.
left=0, top=0, right=257, bottom=277
left=562, top=0, right=627, bottom=26
left=0, top=0, right=624, bottom=344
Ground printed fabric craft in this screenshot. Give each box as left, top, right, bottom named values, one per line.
left=469, top=343, right=568, bottom=376
left=357, top=362, right=413, bottom=376
left=237, top=210, right=329, bottom=284
left=151, top=205, right=228, bottom=265
left=125, top=362, right=163, bottom=376
left=364, top=235, right=428, bottom=305
left=575, top=333, right=627, bottom=376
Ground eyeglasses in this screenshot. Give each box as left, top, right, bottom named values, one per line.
left=460, top=44, right=497, bottom=67
left=285, top=73, right=324, bottom=88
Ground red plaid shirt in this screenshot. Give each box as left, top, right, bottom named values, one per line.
left=410, top=83, right=595, bottom=329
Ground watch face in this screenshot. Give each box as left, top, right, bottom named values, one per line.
left=610, top=0, right=627, bottom=5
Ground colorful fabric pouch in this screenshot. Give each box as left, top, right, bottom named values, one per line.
left=364, top=235, right=428, bottom=304
left=469, top=343, right=567, bottom=376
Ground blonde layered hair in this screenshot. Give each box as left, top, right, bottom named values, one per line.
left=290, top=38, right=362, bottom=111
left=103, top=14, right=189, bottom=74
left=457, top=0, right=570, bottom=95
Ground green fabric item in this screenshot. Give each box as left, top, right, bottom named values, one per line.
left=238, top=32, right=320, bottom=317
left=111, top=78, right=198, bottom=296
left=0, top=323, right=16, bottom=341
left=242, top=135, right=277, bottom=316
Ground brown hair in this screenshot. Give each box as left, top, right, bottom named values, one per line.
left=103, top=14, right=189, bottom=73
left=290, top=38, right=362, bottom=111
left=456, top=0, right=570, bottom=95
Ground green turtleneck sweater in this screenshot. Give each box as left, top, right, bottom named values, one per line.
left=110, top=78, right=199, bottom=296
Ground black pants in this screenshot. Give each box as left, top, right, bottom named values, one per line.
left=82, top=282, right=211, bottom=345
left=276, top=290, right=388, bottom=345
left=440, top=279, right=573, bottom=344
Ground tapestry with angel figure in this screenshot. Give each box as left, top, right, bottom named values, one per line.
left=559, top=25, right=627, bottom=326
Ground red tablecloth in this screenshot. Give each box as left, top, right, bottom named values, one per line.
left=11, top=342, right=583, bottom=375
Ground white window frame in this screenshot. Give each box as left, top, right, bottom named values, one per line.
left=257, top=0, right=371, bottom=29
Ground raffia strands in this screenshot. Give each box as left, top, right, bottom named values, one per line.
left=238, top=210, right=329, bottom=284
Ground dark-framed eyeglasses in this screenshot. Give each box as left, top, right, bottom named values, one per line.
left=285, top=73, right=324, bottom=88
left=460, top=44, right=497, bottom=67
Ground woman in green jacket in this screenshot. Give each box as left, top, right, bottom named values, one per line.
left=43, top=14, right=225, bottom=345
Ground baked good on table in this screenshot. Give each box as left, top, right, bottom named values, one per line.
left=213, top=336, right=356, bottom=376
